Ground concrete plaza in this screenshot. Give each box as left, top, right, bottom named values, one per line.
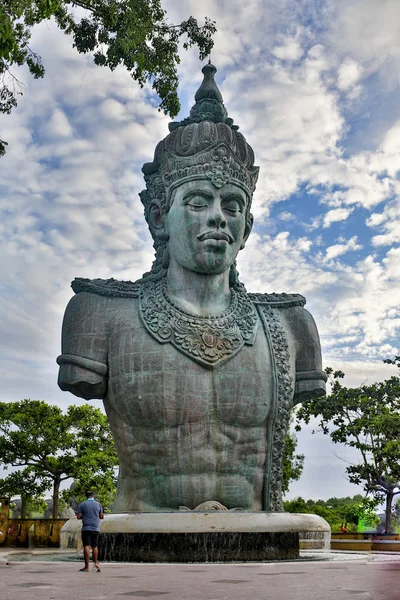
left=1, top=550, right=399, bottom=600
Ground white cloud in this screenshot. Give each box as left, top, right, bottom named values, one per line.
left=366, top=212, right=386, bottom=227
left=365, top=196, right=400, bottom=247
left=325, top=236, right=362, bottom=259
left=43, top=108, right=73, bottom=139
left=327, top=0, right=400, bottom=81
left=337, top=57, right=364, bottom=96
left=272, top=30, right=304, bottom=61
left=323, top=207, right=354, bottom=228
left=278, top=211, right=295, bottom=221
left=380, top=119, right=400, bottom=155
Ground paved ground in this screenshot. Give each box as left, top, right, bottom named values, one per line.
left=1, top=550, right=400, bottom=600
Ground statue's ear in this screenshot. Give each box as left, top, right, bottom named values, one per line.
left=241, top=212, right=253, bottom=250
left=149, top=200, right=166, bottom=238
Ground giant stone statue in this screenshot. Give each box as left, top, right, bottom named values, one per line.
left=57, top=64, right=326, bottom=515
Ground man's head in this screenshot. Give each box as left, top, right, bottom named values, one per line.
left=85, top=491, right=94, bottom=499
left=139, top=64, right=259, bottom=284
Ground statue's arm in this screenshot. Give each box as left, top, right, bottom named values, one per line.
left=285, top=306, right=327, bottom=403
left=57, top=292, right=108, bottom=400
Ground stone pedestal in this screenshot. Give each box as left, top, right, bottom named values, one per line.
left=61, top=512, right=330, bottom=562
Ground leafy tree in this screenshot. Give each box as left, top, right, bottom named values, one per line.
left=282, top=415, right=304, bottom=495
left=283, top=496, right=310, bottom=514
left=393, top=498, right=400, bottom=533
left=0, top=0, right=216, bottom=156
left=283, top=497, right=342, bottom=527
left=296, top=362, right=400, bottom=533
left=283, top=494, right=379, bottom=531
left=62, top=465, right=117, bottom=510
left=0, top=468, right=50, bottom=518
left=0, top=400, right=118, bottom=518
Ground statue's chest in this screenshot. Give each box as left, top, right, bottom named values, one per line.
left=138, top=280, right=259, bottom=369
left=106, top=309, right=274, bottom=428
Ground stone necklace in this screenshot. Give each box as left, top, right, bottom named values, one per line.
left=139, top=278, right=259, bottom=369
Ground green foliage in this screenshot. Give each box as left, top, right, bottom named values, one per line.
left=0, top=0, right=216, bottom=155
left=25, top=495, right=49, bottom=517
left=296, top=360, right=400, bottom=532
left=62, top=466, right=117, bottom=510
left=282, top=414, right=304, bottom=495
left=0, top=400, right=118, bottom=517
left=283, top=496, right=310, bottom=514
left=393, top=498, right=400, bottom=533
left=283, top=494, right=380, bottom=532
left=0, top=468, right=50, bottom=517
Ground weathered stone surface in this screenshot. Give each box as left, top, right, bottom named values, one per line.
left=61, top=511, right=331, bottom=534
left=57, top=63, right=326, bottom=514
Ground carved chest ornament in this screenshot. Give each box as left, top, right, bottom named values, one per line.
left=139, top=279, right=258, bottom=369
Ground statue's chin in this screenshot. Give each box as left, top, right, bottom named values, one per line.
left=189, top=263, right=232, bottom=275
left=188, top=250, right=238, bottom=275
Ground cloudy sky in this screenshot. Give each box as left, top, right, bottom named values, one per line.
left=1, top=0, right=399, bottom=502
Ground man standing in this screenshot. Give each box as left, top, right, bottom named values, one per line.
left=77, top=491, right=104, bottom=572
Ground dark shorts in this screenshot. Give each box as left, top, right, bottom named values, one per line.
left=82, top=530, right=100, bottom=548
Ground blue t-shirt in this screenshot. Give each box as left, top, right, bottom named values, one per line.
left=78, top=498, right=103, bottom=531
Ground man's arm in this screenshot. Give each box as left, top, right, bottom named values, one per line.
left=77, top=513, right=82, bottom=520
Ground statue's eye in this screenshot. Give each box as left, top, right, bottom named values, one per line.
left=187, top=197, right=208, bottom=209
left=222, top=200, right=242, bottom=214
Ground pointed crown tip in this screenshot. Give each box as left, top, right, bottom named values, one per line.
left=202, top=62, right=217, bottom=73
left=169, top=62, right=238, bottom=130
left=195, top=62, right=222, bottom=103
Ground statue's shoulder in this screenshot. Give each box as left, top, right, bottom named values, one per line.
left=71, top=277, right=141, bottom=298
left=248, top=292, right=306, bottom=308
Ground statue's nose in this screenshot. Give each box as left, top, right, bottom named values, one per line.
left=207, top=202, right=227, bottom=229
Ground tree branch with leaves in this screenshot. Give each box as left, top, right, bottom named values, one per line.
left=0, top=0, right=216, bottom=156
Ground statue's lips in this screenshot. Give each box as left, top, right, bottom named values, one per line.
left=197, top=231, right=233, bottom=243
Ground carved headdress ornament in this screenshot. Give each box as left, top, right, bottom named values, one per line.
left=140, top=63, right=259, bottom=224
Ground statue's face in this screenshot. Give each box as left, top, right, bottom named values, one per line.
left=164, top=179, right=252, bottom=274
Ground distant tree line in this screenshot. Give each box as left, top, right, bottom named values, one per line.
left=284, top=495, right=382, bottom=532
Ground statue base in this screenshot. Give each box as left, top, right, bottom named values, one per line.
left=61, top=512, right=330, bottom=562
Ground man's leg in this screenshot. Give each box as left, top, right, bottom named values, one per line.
left=92, top=545, right=99, bottom=568
left=91, top=532, right=100, bottom=571
left=81, top=531, right=91, bottom=571
left=83, top=545, right=90, bottom=570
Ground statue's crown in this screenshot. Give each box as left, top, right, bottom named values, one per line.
left=140, top=63, right=259, bottom=216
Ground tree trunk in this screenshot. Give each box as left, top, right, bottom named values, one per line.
left=52, top=478, right=61, bottom=519
left=20, top=495, right=27, bottom=519
left=385, top=491, right=394, bottom=533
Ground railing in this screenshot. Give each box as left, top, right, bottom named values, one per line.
left=0, top=518, right=69, bottom=548
left=331, top=532, right=400, bottom=552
